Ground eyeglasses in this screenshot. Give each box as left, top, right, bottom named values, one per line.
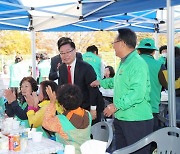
left=111, top=39, right=122, bottom=45
left=59, top=49, right=74, bottom=56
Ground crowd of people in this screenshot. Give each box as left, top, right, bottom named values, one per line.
left=0, top=28, right=180, bottom=154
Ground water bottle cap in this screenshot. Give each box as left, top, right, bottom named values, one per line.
left=20, top=121, right=26, bottom=126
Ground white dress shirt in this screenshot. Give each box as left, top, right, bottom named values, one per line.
left=67, top=58, right=76, bottom=84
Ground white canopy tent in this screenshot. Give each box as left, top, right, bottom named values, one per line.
left=20, top=0, right=82, bottom=31
left=157, top=5, right=180, bottom=32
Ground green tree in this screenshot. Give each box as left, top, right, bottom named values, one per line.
left=0, top=30, right=31, bottom=55
left=137, top=32, right=153, bottom=44
left=91, top=31, right=116, bottom=52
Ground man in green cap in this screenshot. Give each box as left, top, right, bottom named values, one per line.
left=136, top=38, right=167, bottom=131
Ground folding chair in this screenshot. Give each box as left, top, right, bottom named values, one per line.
left=91, top=121, right=113, bottom=149
left=113, top=127, right=180, bottom=154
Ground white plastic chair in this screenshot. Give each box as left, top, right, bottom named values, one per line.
left=113, top=127, right=180, bottom=154
left=91, top=121, right=113, bottom=149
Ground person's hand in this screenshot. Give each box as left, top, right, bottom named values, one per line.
left=4, top=89, right=16, bottom=104
left=103, top=103, right=117, bottom=117
left=25, top=93, right=38, bottom=107
left=90, top=80, right=100, bottom=87
left=46, top=85, right=56, bottom=104
left=90, top=110, right=97, bottom=120
left=32, top=92, right=39, bottom=108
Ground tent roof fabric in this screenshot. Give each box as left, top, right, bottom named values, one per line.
left=46, top=10, right=157, bottom=32
left=82, top=0, right=179, bottom=19
left=0, top=0, right=29, bottom=30
left=0, top=0, right=180, bottom=32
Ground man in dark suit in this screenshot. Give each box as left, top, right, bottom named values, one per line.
left=49, top=37, right=82, bottom=84
left=57, top=37, right=104, bottom=122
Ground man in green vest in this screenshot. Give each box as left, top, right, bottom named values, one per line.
left=137, top=38, right=167, bottom=131
left=83, top=45, right=105, bottom=80
left=38, top=53, right=51, bottom=84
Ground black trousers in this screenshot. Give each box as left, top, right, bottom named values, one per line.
left=153, top=113, right=161, bottom=131
left=113, top=118, right=154, bottom=154
left=92, top=91, right=105, bottom=125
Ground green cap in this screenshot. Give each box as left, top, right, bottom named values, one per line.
left=136, top=38, right=158, bottom=50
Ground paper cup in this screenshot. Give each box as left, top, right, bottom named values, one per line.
left=32, top=132, right=42, bottom=142
left=64, top=145, right=75, bottom=154
left=26, top=128, right=36, bottom=139
left=12, top=120, right=20, bottom=130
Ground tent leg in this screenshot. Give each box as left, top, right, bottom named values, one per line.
left=31, top=30, right=37, bottom=80
left=167, top=0, right=176, bottom=127
left=154, top=31, right=159, bottom=60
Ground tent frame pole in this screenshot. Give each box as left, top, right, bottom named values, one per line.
left=154, top=31, right=159, bottom=60
left=31, top=30, right=36, bottom=80
left=167, top=0, right=176, bottom=127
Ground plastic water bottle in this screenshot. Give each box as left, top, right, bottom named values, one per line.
left=20, top=133, right=28, bottom=151
left=0, top=106, right=5, bottom=131
left=20, top=122, right=28, bottom=137
left=20, top=121, right=28, bottom=151
left=0, top=106, right=4, bottom=117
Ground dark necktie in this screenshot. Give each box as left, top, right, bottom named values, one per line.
left=67, top=65, right=72, bottom=84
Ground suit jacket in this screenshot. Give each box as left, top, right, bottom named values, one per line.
left=49, top=52, right=82, bottom=84
left=58, top=60, right=99, bottom=110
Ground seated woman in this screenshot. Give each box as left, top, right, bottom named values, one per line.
left=43, top=84, right=92, bottom=154
left=104, top=66, right=115, bottom=79
left=4, top=77, right=38, bottom=127
left=99, top=65, right=115, bottom=105
left=26, top=80, right=63, bottom=137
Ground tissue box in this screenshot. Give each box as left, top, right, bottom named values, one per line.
left=80, top=139, right=107, bottom=154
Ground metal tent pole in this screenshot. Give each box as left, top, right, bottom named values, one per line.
left=167, top=0, right=176, bottom=127
left=31, top=30, right=36, bottom=80
left=154, top=31, right=159, bottom=60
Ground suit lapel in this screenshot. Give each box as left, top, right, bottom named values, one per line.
left=60, top=63, right=68, bottom=84
left=74, top=60, right=80, bottom=84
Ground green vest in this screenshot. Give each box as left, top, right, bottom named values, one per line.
left=9, top=63, right=20, bottom=87
left=158, top=56, right=166, bottom=65
left=16, top=102, right=30, bottom=128
left=38, top=60, right=51, bottom=83
left=83, top=52, right=102, bottom=80
left=9, top=62, right=29, bottom=87
left=141, top=54, right=162, bottom=113
left=0, top=97, right=6, bottom=112
left=56, top=112, right=92, bottom=154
